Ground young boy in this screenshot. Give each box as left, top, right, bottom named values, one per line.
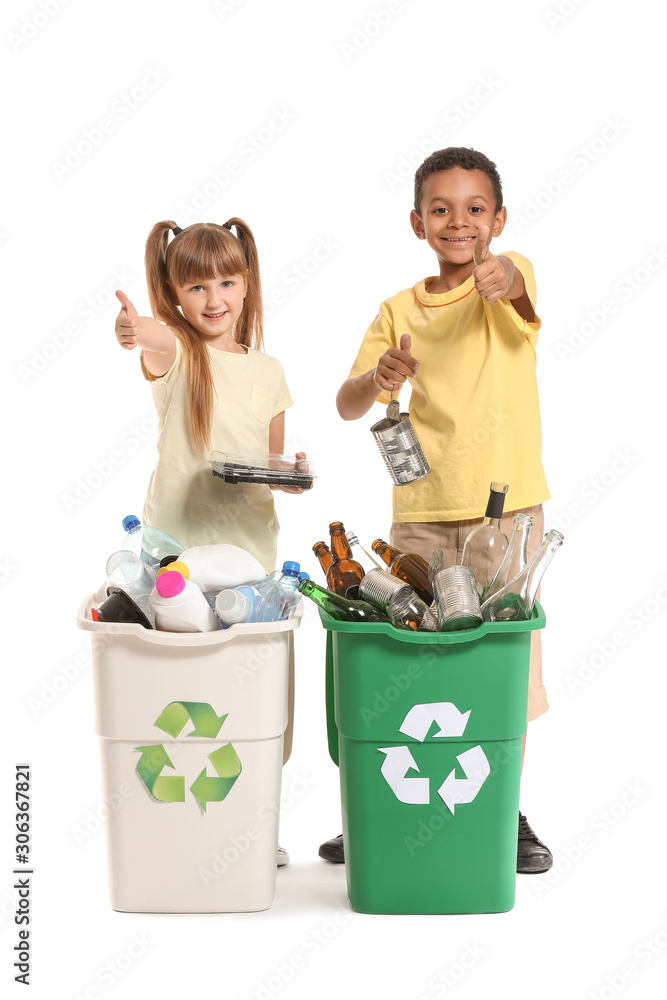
left=320, top=147, right=552, bottom=874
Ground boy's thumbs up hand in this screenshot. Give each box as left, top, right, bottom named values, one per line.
left=473, top=224, right=491, bottom=266
left=115, top=289, right=140, bottom=350
left=374, top=332, right=421, bottom=392
left=472, top=225, right=516, bottom=303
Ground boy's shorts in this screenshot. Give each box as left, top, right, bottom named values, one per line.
left=389, top=503, right=548, bottom=723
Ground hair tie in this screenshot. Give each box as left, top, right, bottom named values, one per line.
left=222, top=220, right=233, bottom=231
left=171, top=226, right=182, bottom=236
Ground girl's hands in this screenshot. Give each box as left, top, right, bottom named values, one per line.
left=115, top=290, right=140, bottom=350
left=270, top=452, right=309, bottom=494
left=374, top=334, right=420, bottom=392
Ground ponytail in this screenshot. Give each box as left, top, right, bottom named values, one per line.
left=143, top=218, right=264, bottom=454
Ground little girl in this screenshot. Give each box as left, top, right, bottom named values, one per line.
left=115, top=219, right=304, bottom=866
left=114, top=218, right=306, bottom=573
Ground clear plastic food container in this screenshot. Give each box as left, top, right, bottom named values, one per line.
left=210, top=452, right=316, bottom=490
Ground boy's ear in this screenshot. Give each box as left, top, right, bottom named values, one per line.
left=492, top=206, right=508, bottom=238
left=410, top=209, right=426, bottom=240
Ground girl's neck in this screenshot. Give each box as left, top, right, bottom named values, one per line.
left=203, top=329, right=248, bottom=354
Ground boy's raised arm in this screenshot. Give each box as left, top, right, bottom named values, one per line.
left=336, top=334, right=420, bottom=420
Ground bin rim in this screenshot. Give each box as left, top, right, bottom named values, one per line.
left=77, top=593, right=301, bottom=646
left=317, top=601, right=545, bottom=644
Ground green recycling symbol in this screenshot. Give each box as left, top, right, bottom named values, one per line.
left=134, top=701, right=242, bottom=812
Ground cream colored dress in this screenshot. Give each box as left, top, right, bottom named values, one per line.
left=141, top=334, right=293, bottom=573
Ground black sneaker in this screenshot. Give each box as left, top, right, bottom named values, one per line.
left=318, top=834, right=344, bottom=864
left=517, top=812, right=553, bottom=874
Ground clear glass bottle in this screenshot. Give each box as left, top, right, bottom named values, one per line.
left=461, top=482, right=510, bottom=595
left=387, top=588, right=439, bottom=632
left=346, top=531, right=384, bottom=571
left=481, top=529, right=564, bottom=622
left=482, top=512, right=533, bottom=603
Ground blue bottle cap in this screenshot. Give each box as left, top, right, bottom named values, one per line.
left=122, top=515, right=141, bottom=533
left=298, top=571, right=310, bottom=582
left=282, top=560, right=300, bottom=575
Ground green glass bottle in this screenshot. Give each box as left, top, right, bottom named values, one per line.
left=298, top=579, right=389, bottom=623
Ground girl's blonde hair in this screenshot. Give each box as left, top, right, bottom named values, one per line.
left=144, top=219, right=264, bottom=453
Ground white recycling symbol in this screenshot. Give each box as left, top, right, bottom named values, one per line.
left=378, top=702, right=490, bottom=815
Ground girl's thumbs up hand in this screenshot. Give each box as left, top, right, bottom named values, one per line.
left=115, top=290, right=140, bottom=350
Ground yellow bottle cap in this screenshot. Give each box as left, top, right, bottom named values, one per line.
left=156, top=560, right=190, bottom=579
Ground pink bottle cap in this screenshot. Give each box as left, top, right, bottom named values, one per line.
left=155, top=570, right=186, bottom=598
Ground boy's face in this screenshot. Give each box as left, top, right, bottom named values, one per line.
left=411, top=167, right=506, bottom=268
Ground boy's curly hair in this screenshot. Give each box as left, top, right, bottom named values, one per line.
left=414, top=147, right=503, bottom=214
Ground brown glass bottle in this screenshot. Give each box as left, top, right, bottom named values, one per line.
left=312, top=541, right=333, bottom=577
left=371, top=539, right=433, bottom=603
left=326, top=522, right=365, bottom=600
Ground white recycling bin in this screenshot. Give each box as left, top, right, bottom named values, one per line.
left=77, top=594, right=298, bottom=913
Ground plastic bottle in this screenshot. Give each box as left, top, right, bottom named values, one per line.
left=215, top=586, right=262, bottom=627
left=178, top=543, right=265, bottom=593
left=255, top=561, right=301, bottom=622
left=94, top=550, right=157, bottom=626
left=121, top=515, right=184, bottom=572
left=149, top=570, right=219, bottom=632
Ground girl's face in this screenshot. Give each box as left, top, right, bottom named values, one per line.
left=172, top=272, right=248, bottom=340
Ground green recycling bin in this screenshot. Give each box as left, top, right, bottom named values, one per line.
left=321, top=603, right=546, bottom=914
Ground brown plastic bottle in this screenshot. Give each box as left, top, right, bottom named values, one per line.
left=326, top=522, right=365, bottom=600
left=371, top=539, right=433, bottom=604
left=312, top=541, right=333, bottom=577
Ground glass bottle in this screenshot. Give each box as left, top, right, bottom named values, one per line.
left=481, top=529, right=564, bottom=622
left=298, top=579, right=389, bottom=623
left=387, top=588, right=439, bottom=632
left=372, top=539, right=433, bottom=603
left=482, top=512, right=533, bottom=603
left=346, top=531, right=384, bottom=571
left=326, top=521, right=365, bottom=600
left=312, top=541, right=333, bottom=576
left=461, top=482, right=510, bottom=595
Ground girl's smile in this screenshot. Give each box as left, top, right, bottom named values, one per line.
left=172, top=273, right=248, bottom=346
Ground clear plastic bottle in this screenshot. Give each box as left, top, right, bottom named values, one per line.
left=482, top=512, right=533, bottom=603
left=461, top=482, right=510, bottom=595
left=215, top=586, right=262, bottom=627
left=121, top=515, right=184, bottom=572
left=481, top=529, right=564, bottom=622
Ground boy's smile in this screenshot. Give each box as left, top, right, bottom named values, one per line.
left=410, top=167, right=506, bottom=291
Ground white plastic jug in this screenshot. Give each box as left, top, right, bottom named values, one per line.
left=150, top=571, right=218, bottom=632
left=179, top=544, right=265, bottom=593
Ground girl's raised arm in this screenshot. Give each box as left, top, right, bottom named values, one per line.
left=115, top=289, right=176, bottom=377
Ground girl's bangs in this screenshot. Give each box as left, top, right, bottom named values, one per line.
left=169, top=227, right=247, bottom=286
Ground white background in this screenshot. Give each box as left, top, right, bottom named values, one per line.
left=2, top=1, right=666, bottom=998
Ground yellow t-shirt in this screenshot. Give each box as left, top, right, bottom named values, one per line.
left=141, top=334, right=293, bottom=573
left=348, top=252, right=550, bottom=522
